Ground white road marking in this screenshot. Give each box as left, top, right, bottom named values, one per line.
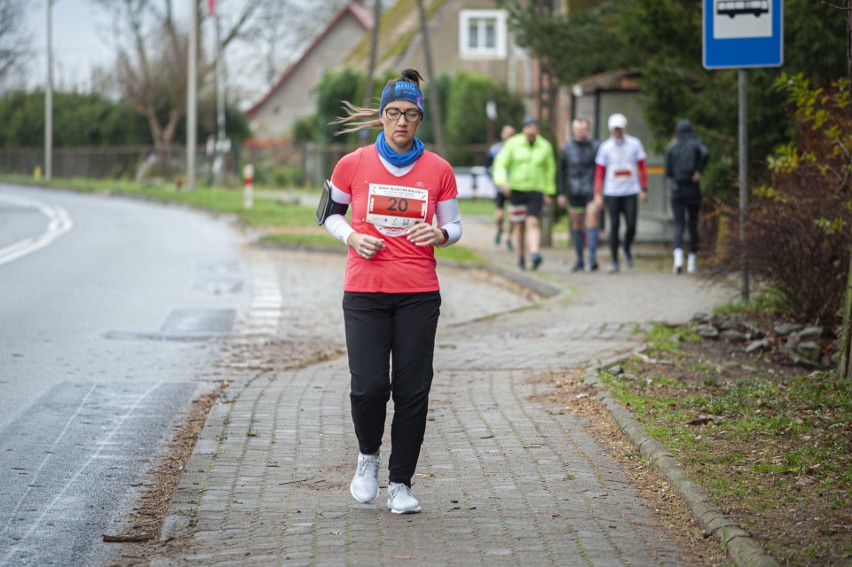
left=0, top=385, right=98, bottom=540
left=237, top=251, right=282, bottom=337
left=0, top=193, right=73, bottom=266
left=0, top=382, right=163, bottom=567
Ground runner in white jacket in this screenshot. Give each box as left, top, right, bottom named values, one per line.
left=592, top=113, right=648, bottom=272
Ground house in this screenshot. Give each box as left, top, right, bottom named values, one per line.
left=247, top=0, right=671, bottom=242
left=245, top=1, right=374, bottom=141
left=344, top=0, right=534, bottom=103
left=247, top=0, right=553, bottom=142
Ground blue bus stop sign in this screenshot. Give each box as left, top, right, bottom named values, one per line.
left=703, top=0, right=783, bottom=69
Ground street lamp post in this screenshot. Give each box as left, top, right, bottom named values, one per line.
left=45, top=0, right=54, bottom=181
left=186, top=0, right=198, bottom=191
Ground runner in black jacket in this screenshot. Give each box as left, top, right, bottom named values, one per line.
left=664, top=119, right=709, bottom=274
left=557, top=118, right=601, bottom=272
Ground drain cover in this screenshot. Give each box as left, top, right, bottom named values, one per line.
left=160, top=308, right=236, bottom=334
left=103, top=308, right=236, bottom=341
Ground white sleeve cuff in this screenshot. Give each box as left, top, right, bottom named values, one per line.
left=435, top=198, right=462, bottom=247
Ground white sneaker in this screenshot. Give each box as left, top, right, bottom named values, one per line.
left=687, top=253, right=697, bottom=274
left=673, top=248, right=684, bottom=274
left=350, top=453, right=380, bottom=503
left=386, top=482, right=421, bottom=514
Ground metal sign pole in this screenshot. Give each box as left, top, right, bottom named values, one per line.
left=738, top=69, right=749, bottom=302
left=704, top=0, right=782, bottom=303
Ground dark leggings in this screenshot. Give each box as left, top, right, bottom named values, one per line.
left=671, top=198, right=701, bottom=252
left=605, top=195, right=638, bottom=262
left=343, top=291, right=441, bottom=487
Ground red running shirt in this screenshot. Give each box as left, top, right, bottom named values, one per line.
left=330, top=145, right=458, bottom=293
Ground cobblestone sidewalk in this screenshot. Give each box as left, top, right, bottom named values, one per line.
left=154, top=217, right=736, bottom=566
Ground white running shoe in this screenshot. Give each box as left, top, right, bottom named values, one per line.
left=687, top=253, right=697, bottom=274
left=386, top=482, right=421, bottom=514
left=673, top=248, right=684, bottom=274
left=350, top=453, right=380, bottom=503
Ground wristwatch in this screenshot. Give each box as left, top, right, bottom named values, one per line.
left=440, top=228, right=449, bottom=244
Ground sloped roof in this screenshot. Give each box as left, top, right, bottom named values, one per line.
left=344, top=0, right=448, bottom=73
left=245, top=1, right=374, bottom=117
left=573, top=69, right=641, bottom=92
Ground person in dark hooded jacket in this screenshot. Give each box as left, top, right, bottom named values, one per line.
left=664, top=119, right=709, bottom=274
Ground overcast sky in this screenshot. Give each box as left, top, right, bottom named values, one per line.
left=26, top=0, right=118, bottom=91
left=23, top=0, right=340, bottom=106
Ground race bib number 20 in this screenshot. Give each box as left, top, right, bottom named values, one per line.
left=367, top=183, right=428, bottom=233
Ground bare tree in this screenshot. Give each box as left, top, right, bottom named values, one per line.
left=362, top=0, right=381, bottom=109
left=0, top=0, right=30, bottom=91
left=92, top=0, right=262, bottom=151
left=230, top=0, right=345, bottom=104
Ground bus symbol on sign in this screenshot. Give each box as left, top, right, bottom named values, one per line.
left=717, top=0, right=769, bottom=18
left=712, top=0, right=772, bottom=39
left=703, top=0, right=782, bottom=69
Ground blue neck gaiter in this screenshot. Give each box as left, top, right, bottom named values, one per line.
left=375, top=132, right=425, bottom=168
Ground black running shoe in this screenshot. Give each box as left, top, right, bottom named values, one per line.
left=531, top=253, right=543, bottom=270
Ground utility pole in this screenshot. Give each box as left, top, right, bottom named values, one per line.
left=45, top=0, right=54, bottom=181
left=213, top=9, right=228, bottom=184
left=186, top=0, right=198, bottom=191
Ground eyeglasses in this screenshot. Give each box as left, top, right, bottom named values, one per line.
left=384, top=108, right=422, bottom=122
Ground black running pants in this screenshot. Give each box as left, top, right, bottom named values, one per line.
left=343, top=291, right=441, bottom=487
left=604, top=194, right=638, bottom=262
left=671, top=197, right=701, bottom=252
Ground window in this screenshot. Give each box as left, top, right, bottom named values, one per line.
left=459, top=10, right=507, bottom=60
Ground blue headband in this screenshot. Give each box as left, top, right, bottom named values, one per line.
left=379, top=81, right=424, bottom=116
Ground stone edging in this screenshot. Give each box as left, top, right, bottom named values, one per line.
left=584, top=354, right=780, bottom=567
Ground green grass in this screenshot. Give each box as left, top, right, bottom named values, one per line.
left=600, top=323, right=852, bottom=565
left=457, top=198, right=500, bottom=216
left=435, top=244, right=486, bottom=264
left=644, top=324, right=700, bottom=353
left=711, top=289, right=784, bottom=316
left=4, top=174, right=491, bottom=266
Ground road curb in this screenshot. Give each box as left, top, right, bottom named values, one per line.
left=584, top=355, right=780, bottom=567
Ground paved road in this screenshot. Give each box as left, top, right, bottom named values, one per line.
left=149, top=215, right=736, bottom=566
left=0, top=185, right=253, bottom=567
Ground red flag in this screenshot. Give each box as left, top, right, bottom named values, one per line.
left=206, top=0, right=216, bottom=16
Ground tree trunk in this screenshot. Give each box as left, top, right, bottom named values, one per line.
left=416, top=0, right=445, bottom=156
left=840, top=250, right=852, bottom=380
left=361, top=0, right=381, bottom=146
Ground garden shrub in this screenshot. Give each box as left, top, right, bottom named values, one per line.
left=717, top=74, right=851, bottom=326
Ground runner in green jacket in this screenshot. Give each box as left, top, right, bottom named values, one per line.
left=492, top=118, right=556, bottom=270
